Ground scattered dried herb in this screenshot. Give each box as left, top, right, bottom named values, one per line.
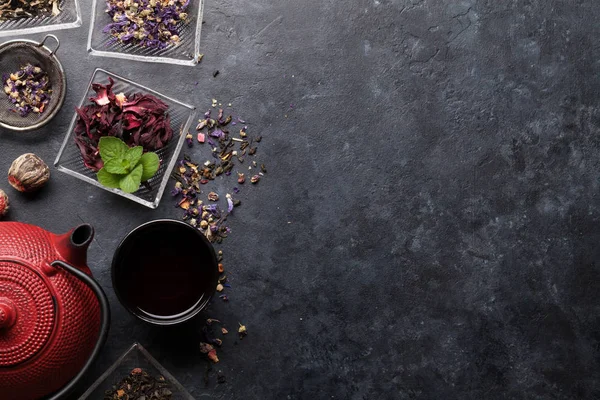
left=207, top=191, right=219, bottom=201
left=104, top=368, right=172, bottom=400
left=0, top=0, right=60, bottom=20
left=238, top=323, right=247, bottom=339
left=3, top=64, right=52, bottom=117
left=200, top=342, right=219, bottom=363
left=74, top=77, right=172, bottom=172
left=103, top=0, right=190, bottom=49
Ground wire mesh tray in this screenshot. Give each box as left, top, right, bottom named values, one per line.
left=54, top=68, right=196, bottom=209
left=87, top=0, right=204, bottom=66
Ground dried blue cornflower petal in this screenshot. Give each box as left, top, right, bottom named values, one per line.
left=209, top=129, right=225, bottom=139
left=226, top=193, right=234, bottom=213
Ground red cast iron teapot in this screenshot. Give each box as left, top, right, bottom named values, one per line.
left=0, top=222, right=110, bottom=400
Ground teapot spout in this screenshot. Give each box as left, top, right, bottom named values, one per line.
left=53, top=224, right=94, bottom=268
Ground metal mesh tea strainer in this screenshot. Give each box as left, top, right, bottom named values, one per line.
left=0, top=34, right=66, bottom=131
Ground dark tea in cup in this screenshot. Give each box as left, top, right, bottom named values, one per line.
left=112, top=219, right=219, bottom=325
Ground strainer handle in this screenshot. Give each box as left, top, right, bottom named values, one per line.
left=39, top=34, right=60, bottom=56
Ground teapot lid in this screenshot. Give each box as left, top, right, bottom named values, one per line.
left=0, top=260, right=55, bottom=367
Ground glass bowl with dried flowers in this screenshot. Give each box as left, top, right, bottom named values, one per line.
left=87, top=0, right=204, bottom=66
left=0, top=0, right=81, bottom=37
left=54, top=68, right=196, bottom=209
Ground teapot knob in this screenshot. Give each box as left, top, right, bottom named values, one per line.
left=0, top=298, right=17, bottom=329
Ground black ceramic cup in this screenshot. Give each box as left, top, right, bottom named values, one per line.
left=112, top=219, right=219, bottom=325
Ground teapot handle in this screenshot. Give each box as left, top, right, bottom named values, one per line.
left=46, top=260, right=111, bottom=400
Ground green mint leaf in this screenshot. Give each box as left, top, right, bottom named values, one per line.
left=99, top=136, right=129, bottom=161
left=139, top=152, right=160, bottom=182
left=104, top=158, right=131, bottom=174
left=119, top=163, right=143, bottom=193
left=97, top=168, right=121, bottom=189
left=125, top=146, right=143, bottom=166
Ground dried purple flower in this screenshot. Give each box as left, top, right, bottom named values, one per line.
left=103, top=0, right=190, bottom=49
left=209, top=129, right=225, bottom=139
left=3, top=64, right=52, bottom=117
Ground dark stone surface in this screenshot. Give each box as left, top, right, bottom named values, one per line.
left=1, top=0, right=600, bottom=398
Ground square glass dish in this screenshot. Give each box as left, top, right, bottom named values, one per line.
left=0, top=0, right=81, bottom=38
left=54, top=68, right=195, bottom=209
left=87, top=0, right=204, bottom=66
left=79, top=343, right=195, bottom=399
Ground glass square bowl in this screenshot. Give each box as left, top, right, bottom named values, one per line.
left=79, top=343, right=195, bottom=399
left=0, top=0, right=82, bottom=38
left=54, top=68, right=196, bottom=209
left=87, top=0, right=204, bottom=66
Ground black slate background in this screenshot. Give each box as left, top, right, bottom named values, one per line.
left=1, top=0, right=600, bottom=399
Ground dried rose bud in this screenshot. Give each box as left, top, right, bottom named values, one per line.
left=218, top=263, right=224, bottom=273
left=200, top=220, right=208, bottom=229
left=0, top=189, right=9, bottom=217
left=216, top=283, right=224, bottom=292
left=8, top=153, right=50, bottom=193
left=208, top=349, right=219, bottom=363
left=250, top=174, right=260, bottom=184
left=208, top=192, right=219, bottom=201
left=131, top=368, right=142, bottom=374
left=221, top=327, right=228, bottom=335
left=237, top=173, right=245, bottom=184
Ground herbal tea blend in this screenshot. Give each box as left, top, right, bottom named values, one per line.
left=103, top=0, right=190, bottom=49
left=0, top=0, right=60, bottom=21
left=74, top=77, right=172, bottom=172
left=104, top=368, right=173, bottom=399
left=3, top=64, right=52, bottom=117
left=171, top=103, right=266, bottom=244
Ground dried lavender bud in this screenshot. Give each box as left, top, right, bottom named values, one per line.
left=8, top=153, right=50, bottom=192
left=0, top=189, right=8, bottom=217
left=3, top=64, right=52, bottom=117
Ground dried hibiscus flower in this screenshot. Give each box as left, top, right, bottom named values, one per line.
left=74, top=77, right=173, bottom=171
